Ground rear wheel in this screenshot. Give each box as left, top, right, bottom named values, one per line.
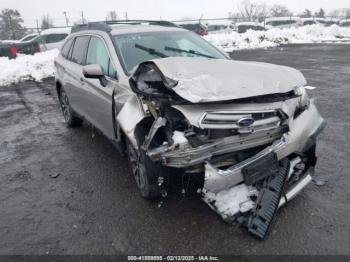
left=126, top=140, right=161, bottom=200
left=59, top=88, right=83, bottom=128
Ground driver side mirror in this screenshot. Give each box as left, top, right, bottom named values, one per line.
left=82, top=64, right=107, bottom=87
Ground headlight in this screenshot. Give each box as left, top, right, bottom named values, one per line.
left=294, top=86, right=310, bottom=108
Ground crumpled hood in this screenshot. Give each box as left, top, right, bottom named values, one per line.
left=148, top=57, right=306, bottom=103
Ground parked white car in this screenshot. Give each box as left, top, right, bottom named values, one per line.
left=34, top=27, right=71, bottom=51
left=300, top=18, right=319, bottom=26
left=265, top=17, right=302, bottom=29
left=0, top=33, right=39, bottom=44
left=315, top=17, right=340, bottom=26
left=340, top=19, right=350, bottom=27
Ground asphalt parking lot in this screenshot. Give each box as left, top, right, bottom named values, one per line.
left=0, top=44, right=349, bottom=255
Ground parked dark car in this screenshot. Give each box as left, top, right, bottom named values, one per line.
left=0, top=41, right=40, bottom=59
left=0, top=27, right=69, bottom=59
left=0, top=42, right=18, bottom=59
left=236, top=22, right=266, bottom=33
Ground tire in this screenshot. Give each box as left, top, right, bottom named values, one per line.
left=126, top=140, right=162, bottom=200
left=59, top=88, right=83, bottom=128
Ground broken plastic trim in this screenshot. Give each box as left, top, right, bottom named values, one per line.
left=142, top=117, right=167, bottom=151
left=245, top=159, right=290, bottom=239
left=129, top=62, right=185, bottom=104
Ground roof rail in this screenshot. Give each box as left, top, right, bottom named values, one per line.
left=71, top=20, right=179, bottom=33
left=71, top=22, right=111, bottom=33
left=105, top=20, right=179, bottom=28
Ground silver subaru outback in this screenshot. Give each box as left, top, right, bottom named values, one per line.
left=55, top=20, right=325, bottom=239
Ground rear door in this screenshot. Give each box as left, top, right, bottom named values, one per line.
left=82, top=35, right=117, bottom=138
left=62, top=35, right=90, bottom=117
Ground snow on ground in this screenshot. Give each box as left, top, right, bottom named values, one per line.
left=0, top=49, right=58, bottom=87
left=205, top=24, right=350, bottom=52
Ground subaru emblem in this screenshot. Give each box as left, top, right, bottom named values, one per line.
left=237, top=117, right=255, bottom=127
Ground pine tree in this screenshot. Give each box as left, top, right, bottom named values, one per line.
left=0, top=8, right=26, bottom=40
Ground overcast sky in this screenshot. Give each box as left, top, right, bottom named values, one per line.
left=1, top=0, right=349, bottom=28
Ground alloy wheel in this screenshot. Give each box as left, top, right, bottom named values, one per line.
left=60, top=91, right=71, bottom=122
left=127, top=143, right=147, bottom=189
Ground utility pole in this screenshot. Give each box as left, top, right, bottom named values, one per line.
left=124, top=12, right=128, bottom=20
left=81, top=11, right=85, bottom=24
left=63, top=11, right=69, bottom=27
left=9, top=15, right=14, bottom=39
left=36, top=19, right=39, bottom=33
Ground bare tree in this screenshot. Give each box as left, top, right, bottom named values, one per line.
left=236, top=0, right=269, bottom=21
left=314, top=8, right=325, bottom=18
left=41, top=14, right=53, bottom=30
left=269, top=5, right=292, bottom=17
left=106, top=10, right=118, bottom=21
left=300, top=9, right=312, bottom=18
left=328, top=8, right=350, bottom=18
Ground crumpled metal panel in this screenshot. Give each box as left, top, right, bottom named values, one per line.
left=143, top=57, right=306, bottom=103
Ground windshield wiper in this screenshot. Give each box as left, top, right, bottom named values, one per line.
left=135, top=44, right=168, bottom=58
left=164, top=46, right=215, bottom=59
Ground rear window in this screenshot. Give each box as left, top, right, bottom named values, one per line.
left=61, top=38, right=74, bottom=58
left=20, top=35, right=37, bottom=42
left=46, top=34, right=67, bottom=44
left=70, top=36, right=90, bottom=64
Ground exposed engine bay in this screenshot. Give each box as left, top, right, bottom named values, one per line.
left=115, top=57, right=326, bottom=239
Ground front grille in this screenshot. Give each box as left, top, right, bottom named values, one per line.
left=199, top=110, right=281, bottom=133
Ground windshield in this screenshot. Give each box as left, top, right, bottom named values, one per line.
left=113, top=31, right=228, bottom=74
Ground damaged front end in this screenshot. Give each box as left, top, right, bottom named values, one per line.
left=125, top=58, right=326, bottom=239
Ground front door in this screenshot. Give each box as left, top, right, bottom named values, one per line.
left=82, top=36, right=118, bottom=139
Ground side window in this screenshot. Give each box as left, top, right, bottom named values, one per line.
left=108, top=59, right=116, bottom=78
left=46, top=34, right=68, bottom=44
left=61, top=38, right=74, bottom=58
left=35, top=35, right=46, bottom=44
left=86, top=36, right=116, bottom=79
left=67, top=38, right=75, bottom=60
left=70, top=36, right=90, bottom=65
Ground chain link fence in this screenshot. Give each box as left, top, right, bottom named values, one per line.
left=22, top=15, right=350, bottom=33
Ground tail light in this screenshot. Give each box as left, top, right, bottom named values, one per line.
left=10, top=47, right=17, bottom=58
left=200, top=31, right=208, bottom=36
left=33, top=42, right=41, bottom=53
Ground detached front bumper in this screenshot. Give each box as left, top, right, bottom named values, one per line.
left=203, top=102, right=325, bottom=193
left=200, top=102, right=325, bottom=239
left=148, top=102, right=324, bottom=175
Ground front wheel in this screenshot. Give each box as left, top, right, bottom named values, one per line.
left=126, top=140, right=162, bottom=200
left=59, top=88, right=83, bottom=128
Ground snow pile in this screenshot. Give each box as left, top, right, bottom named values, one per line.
left=205, top=24, right=350, bottom=52
left=202, top=184, right=256, bottom=220
left=0, top=49, right=59, bottom=87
